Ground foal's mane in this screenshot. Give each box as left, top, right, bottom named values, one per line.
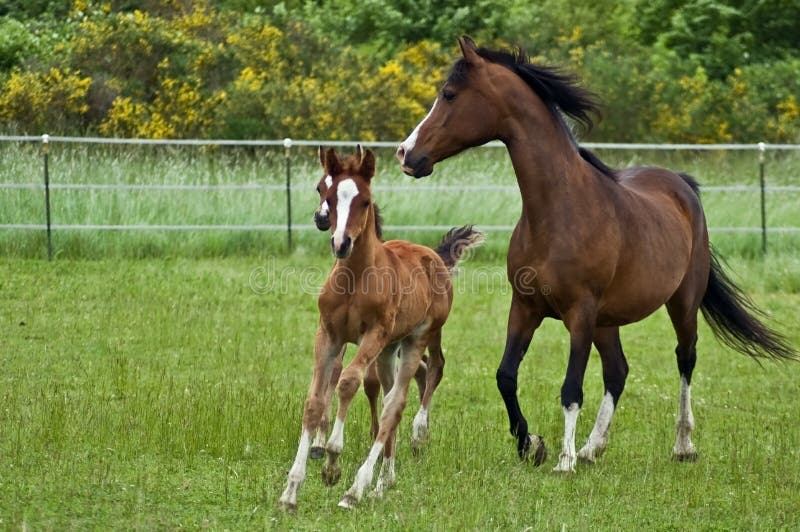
left=334, top=153, right=384, bottom=240
left=448, top=46, right=617, bottom=181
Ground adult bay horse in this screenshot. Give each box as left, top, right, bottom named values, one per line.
left=396, top=36, right=796, bottom=472
left=279, top=146, right=483, bottom=510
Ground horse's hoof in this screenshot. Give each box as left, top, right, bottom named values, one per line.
left=552, top=451, right=576, bottom=473
left=520, top=434, right=547, bottom=466
left=338, top=494, right=357, bottom=510
left=310, top=446, right=325, bottom=460
left=321, top=463, right=341, bottom=486
left=577, top=445, right=604, bottom=464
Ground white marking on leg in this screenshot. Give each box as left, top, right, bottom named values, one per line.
left=554, top=403, right=580, bottom=472
left=578, top=391, right=615, bottom=462
left=327, top=417, right=345, bottom=454
left=279, top=429, right=312, bottom=509
left=412, top=406, right=429, bottom=443
left=373, top=455, right=396, bottom=497
left=339, top=441, right=384, bottom=508
left=399, top=99, right=438, bottom=154
left=673, top=376, right=696, bottom=458
left=332, top=178, right=358, bottom=249
left=312, top=427, right=327, bottom=450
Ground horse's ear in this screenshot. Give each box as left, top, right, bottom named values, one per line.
left=354, top=144, right=363, bottom=163
left=458, top=35, right=480, bottom=64
left=318, top=146, right=325, bottom=168
left=360, top=149, right=376, bottom=181
left=324, top=147, right=342, bottom=176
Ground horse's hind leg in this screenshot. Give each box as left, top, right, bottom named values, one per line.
left=577, top=326, right=629, bottom=463
left=666, top=298, right=700, bottom=461
left=311, top=347, right=345, bottom=459
left=412, top=330, right=443, bottom=454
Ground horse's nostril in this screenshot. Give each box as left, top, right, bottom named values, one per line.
left=396, top=144, right=406, bottom=163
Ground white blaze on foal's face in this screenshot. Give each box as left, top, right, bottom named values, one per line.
left=331, top=178, right=360, bottom=249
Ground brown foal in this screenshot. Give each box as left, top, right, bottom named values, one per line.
left=279, top=146, right=483, bottom=510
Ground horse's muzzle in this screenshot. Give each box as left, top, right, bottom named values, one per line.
left=396, top=145, right=432, bottom=178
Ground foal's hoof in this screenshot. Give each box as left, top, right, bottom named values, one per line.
left=321, top=463, right=341, bottom=486
left=520, top=434, right=548, bottom=466
left=672, top=450, right=699, bottom=462
left=278, top=499, right=297, bottom=513
left=338, top=494, right=358, bottom=510
left=310, top=446, right=325, bottom=460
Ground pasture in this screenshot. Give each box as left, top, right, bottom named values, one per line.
left=1, top=144, right=800, bottom=528
left=1, top=254, right=799, bottom=529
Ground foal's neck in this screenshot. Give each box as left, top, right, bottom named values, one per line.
left=337, top=206, right=383, bottom=272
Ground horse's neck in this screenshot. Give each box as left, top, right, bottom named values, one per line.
left=505, top=119, right=597, bottom=230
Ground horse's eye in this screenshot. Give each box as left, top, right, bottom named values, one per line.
left=315, top=185, right=321, bottom=193
left=442, top=89, right=456, bottom=102
left=362, top=200, right=370, bottom=208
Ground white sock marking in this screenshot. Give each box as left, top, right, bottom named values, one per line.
left=340, top=441, right=384, bottom=507
left=332, top=178, right=358, bottom=249
left=674, top=376, right=696, bottom=456
left=279, top=429, right=312, bottom=507
left=578, top=392, right=615, bottom=461
left=412, top=406, right=429, bottom=442
left=554, top=403, right=580, bottom=472
left=327, top=417, right=345, bottom=454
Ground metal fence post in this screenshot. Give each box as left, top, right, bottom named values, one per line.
left=42, top=134, right=53, bottom=260
left=758, top=141, right=767, bottom=254
left=284, top=137, right=293, bottom=252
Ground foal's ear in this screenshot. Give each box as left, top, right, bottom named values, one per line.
left=359, top=149, right=376, bottom=181
left=324, top=147, right=342, bottom=176
left=458, top=35, right=481, bottom=64
left=354, top=144, right=363, bottom=163
left=318, top=146, right=325, bottom=168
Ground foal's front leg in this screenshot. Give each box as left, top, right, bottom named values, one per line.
left=340, top=334, right=426, bottom=508
left=279, top=328, right=342, bottom=511
left=321, top=328, right=390, bottom=487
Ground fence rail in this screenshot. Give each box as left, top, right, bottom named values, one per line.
left=2, top=135, right=800, bottom=259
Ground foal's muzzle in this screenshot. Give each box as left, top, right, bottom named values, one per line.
left=331, top=235, right=352, bottom=259
left=314, top=210, right=331, bottom=231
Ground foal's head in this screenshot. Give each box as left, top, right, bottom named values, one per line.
left=313, top=147, right=335, bottom=231
left=319, top=146, right=377, bottom=259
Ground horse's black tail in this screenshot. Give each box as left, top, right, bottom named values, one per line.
left=435, top=225, right=484, bottom=271
left=701, top=249, right=797, bottom=361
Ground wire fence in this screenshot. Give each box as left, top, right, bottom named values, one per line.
left=2, top=135, right=800, bottom=259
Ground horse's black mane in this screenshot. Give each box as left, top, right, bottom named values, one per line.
left=448, top=47, right=617, bottom=181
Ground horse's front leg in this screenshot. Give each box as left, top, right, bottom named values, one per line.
left=321, top=327, right=390, bottom=487
left=496, top=294, right=546, bottom=463
left=554, top=302, right=597, bottom=473
left=279, top=327, right=342, bottom=512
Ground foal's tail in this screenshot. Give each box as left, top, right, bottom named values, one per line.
left=701, top=249, right=797, bottom=361
left=435, top=225, right=485, bottom=271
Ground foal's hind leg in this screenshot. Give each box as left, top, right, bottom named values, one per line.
left=364, top=361, right=381, bottom=439
left=412, top=330, right=444, bottom=454
left=577, top=327, right=629, bottom=463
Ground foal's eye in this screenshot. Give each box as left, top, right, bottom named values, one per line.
left=363, top=200, right=370, bottom=208
left=442, top=88, right=456, bottom=102
left=315, top=186, right=321, bottom=193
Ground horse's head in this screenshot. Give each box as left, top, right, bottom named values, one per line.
left=320, top=145, right=376, bottom=259
left=396, top=36, right=509, bottom=178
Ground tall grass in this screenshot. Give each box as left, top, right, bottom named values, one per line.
left=1, top=141, right=799, bottom=259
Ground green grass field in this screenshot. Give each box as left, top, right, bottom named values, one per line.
left=2, top=255, right=799, bottom=529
